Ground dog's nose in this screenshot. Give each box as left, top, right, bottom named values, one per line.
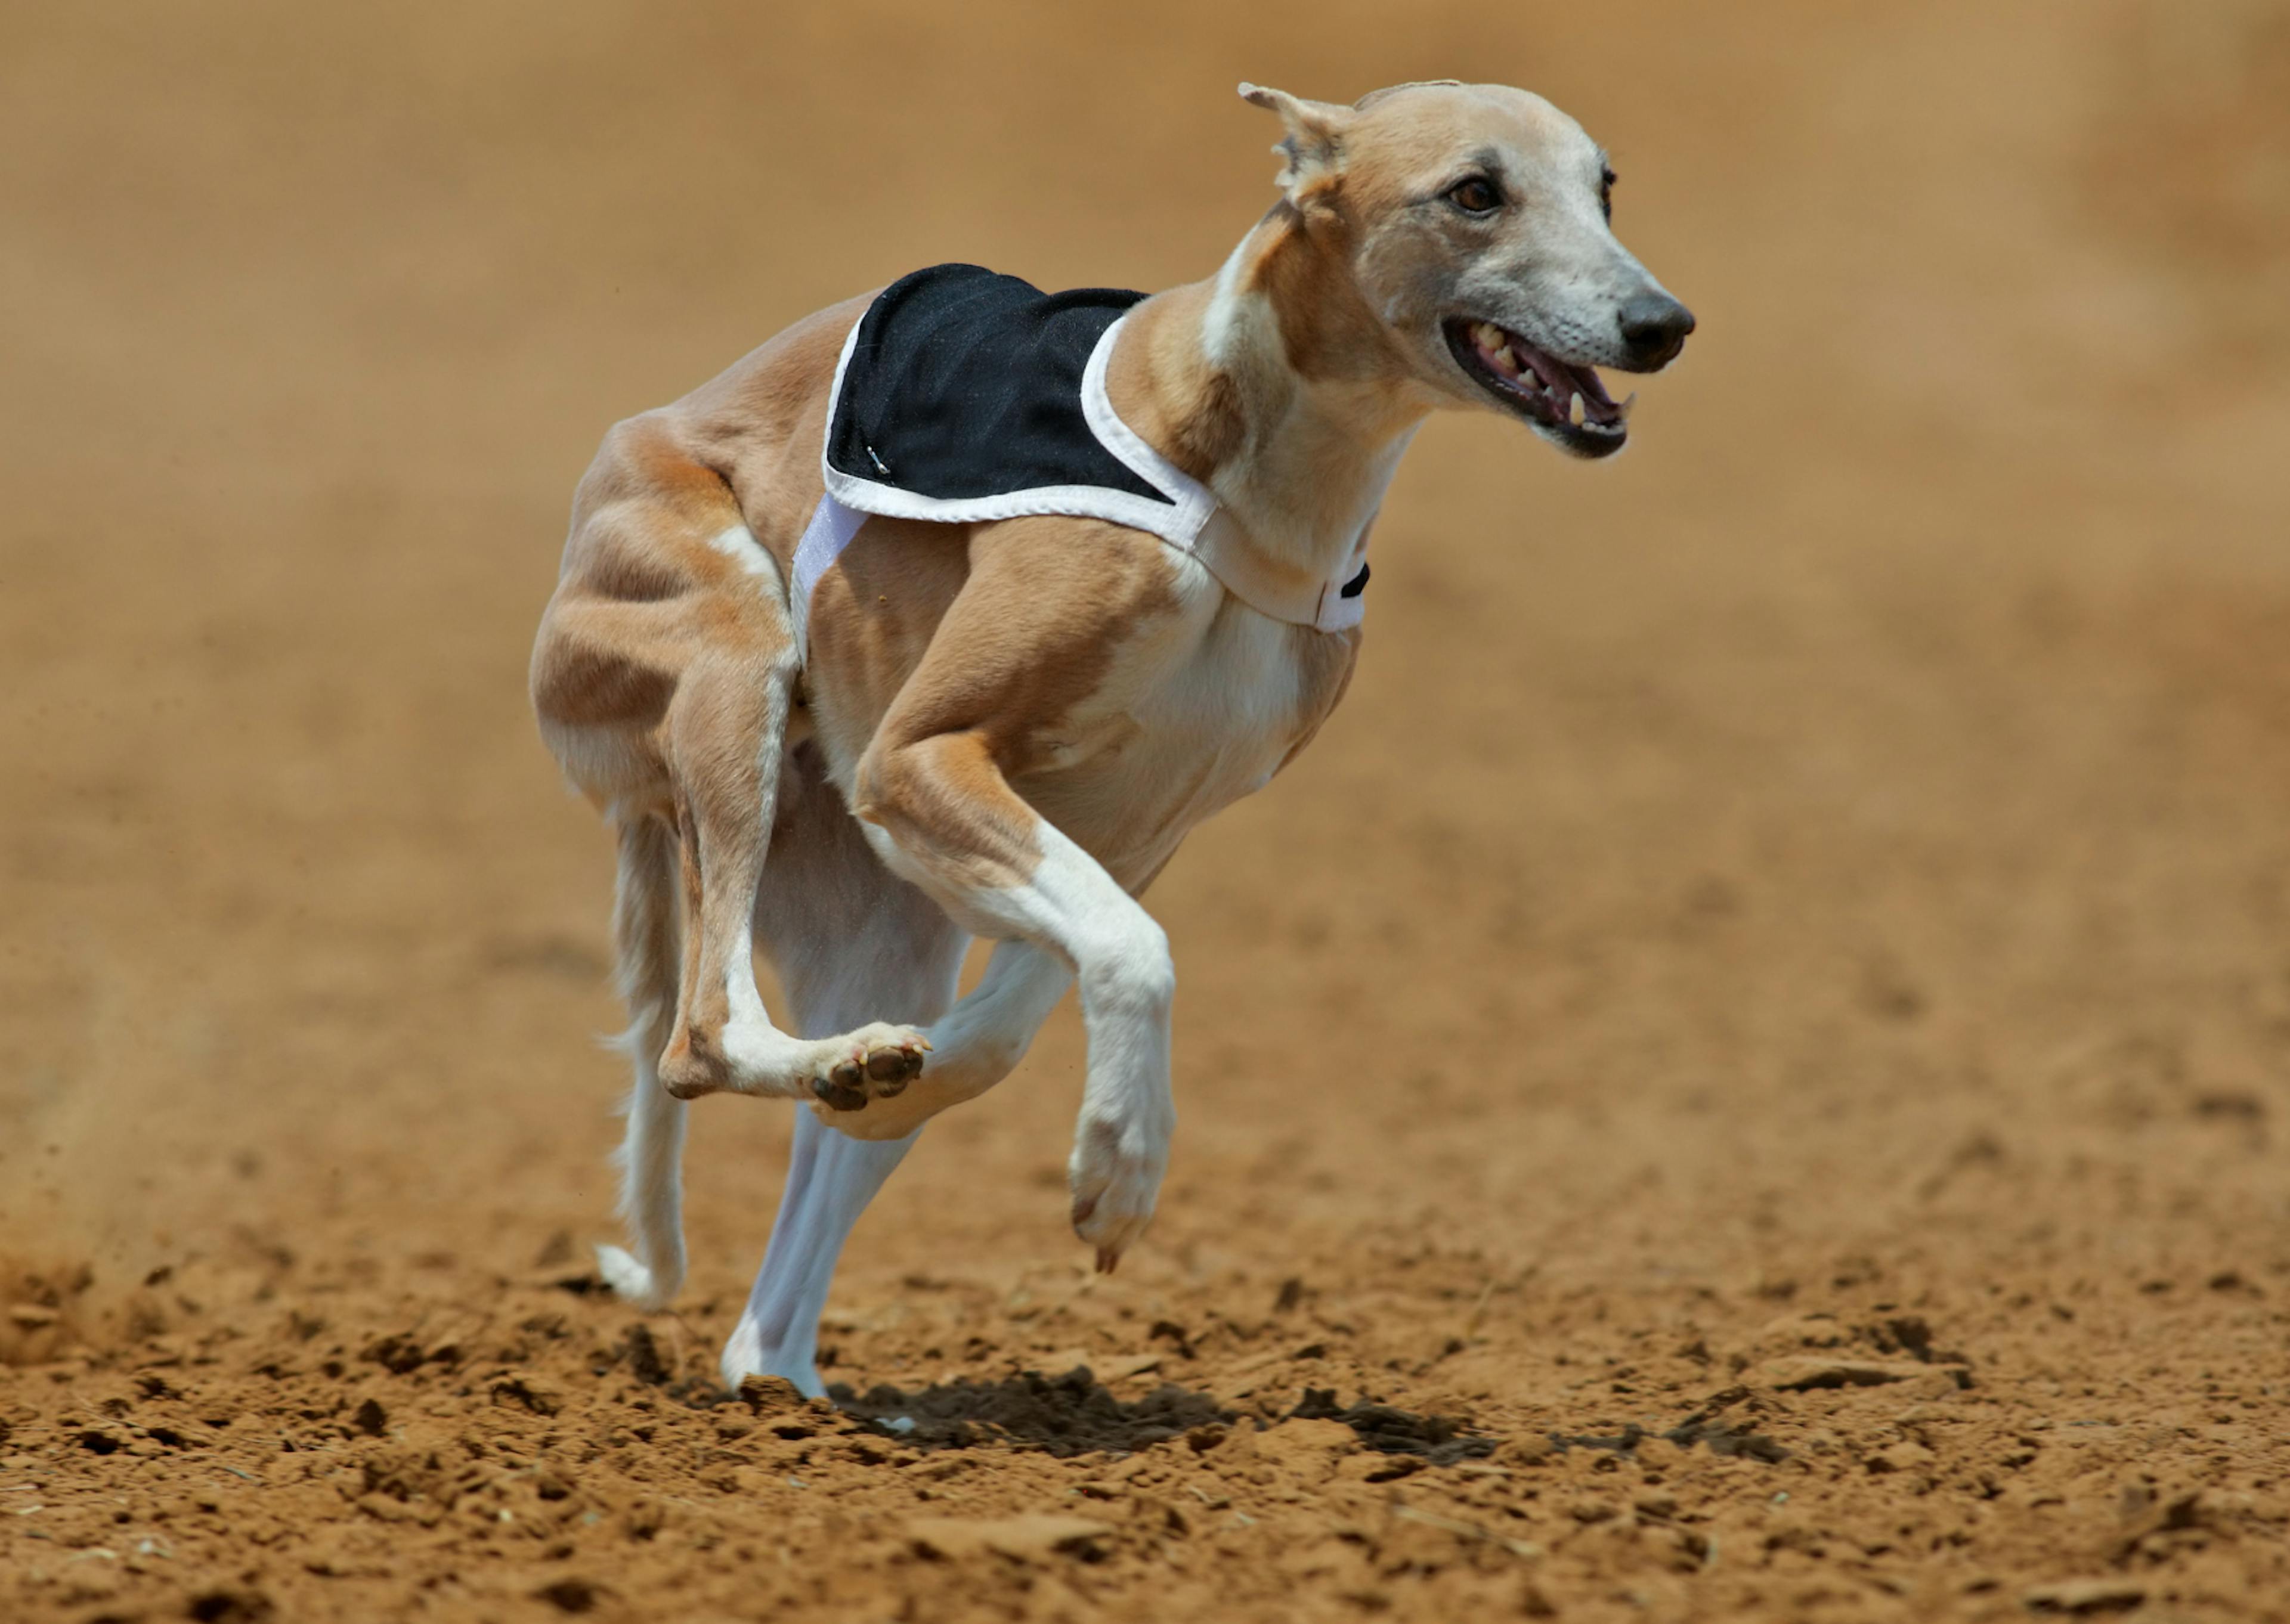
left=1617, top=292, right=1695, bottom=368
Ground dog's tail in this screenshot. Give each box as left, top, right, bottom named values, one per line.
left=595, top=808, right=688, bottom=1312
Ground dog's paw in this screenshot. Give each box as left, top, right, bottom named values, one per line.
left=808, top=1024, right=930, bottom=1113
left=719, top=1316, right=829, bottom=1400
left=1067, top=1109, right=1169, bottom=1273
left=595, top=1243, right=676, bottom=1311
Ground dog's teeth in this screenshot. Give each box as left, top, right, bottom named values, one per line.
left=1490, top=346, right=1520, bottom=377
left=1617, top=392, right=1637, bottom=422
left=1568, top=391, right=1586, bottom=426
left=1475, top=321, right=1503, bottom=350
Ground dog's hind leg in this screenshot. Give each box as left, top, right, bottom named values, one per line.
left=720, top=1110, right=914, bottom=1396
left=652, top=613, right=932, bottom=1108
left=720, top=747, right=970, bottom=1394
left=535, top=419, right=928, bottom=1109
left=655, top=646, right=939, bottom=1104
left=594, top=810, right=689, bottom=1310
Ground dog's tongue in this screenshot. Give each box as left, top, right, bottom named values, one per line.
left=1480, top=321, right=1624, bottom=426
left=1518, top=346, right=1619, bottom=423
left=1512, top=342, right=1572, bottom=398
left=1569, top=362, right=1616, bottom=410
left=1468, top=320, right=1632, bottom=429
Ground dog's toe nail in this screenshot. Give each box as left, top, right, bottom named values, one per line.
left=1096, top=1248, right=1119, bottom=1275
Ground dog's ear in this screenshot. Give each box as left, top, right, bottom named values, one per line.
left=1237, top=82, right=1353, bottom=205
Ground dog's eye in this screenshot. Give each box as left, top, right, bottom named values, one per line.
left=1599, top=169, right=1616, bottom=222
left=1446, top=177, right=1501, bottom=216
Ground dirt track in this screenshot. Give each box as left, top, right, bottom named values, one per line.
left=5, top=3, right=2290, bottom=1620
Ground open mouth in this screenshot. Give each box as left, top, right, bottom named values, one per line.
left=1442, top=317, right=1632, bottom=458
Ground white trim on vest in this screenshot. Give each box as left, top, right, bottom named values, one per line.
left=787, top=486, right=869, bottom=667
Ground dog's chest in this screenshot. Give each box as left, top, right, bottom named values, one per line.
left=1017, top=599, right=1355, bottom=882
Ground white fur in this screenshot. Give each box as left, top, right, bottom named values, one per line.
left=706, top=523, right=782, bottom=581
left=596, top=814, right=687, bottom=1309
left=856, top=813, right=1178, bottom=1260
left=722, top=1111, right=920, bottom=1396
left=1200, top=233, right=1265, bottom=368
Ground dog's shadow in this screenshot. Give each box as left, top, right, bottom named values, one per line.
left=827, top=1365, right=1231, bottom=1456
left=822, top=1368, right=1518, bottom=1470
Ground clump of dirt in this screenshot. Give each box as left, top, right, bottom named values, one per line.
left=1546, top=1406, right=1792, bottom=1465
left=0, top=1257, right=95, bottom=1368
left=1288, top=1387, right=1495, bottom=1465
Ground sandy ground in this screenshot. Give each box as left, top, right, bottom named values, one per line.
left=5, top=2, right=2290, bottom=1620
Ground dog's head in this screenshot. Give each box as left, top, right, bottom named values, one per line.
left=1240, top=80, right=1692, bottom=459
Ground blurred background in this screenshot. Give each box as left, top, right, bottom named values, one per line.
left=1, top=0, right=2287, bottom=1569
left=5, top=2, right=2289, bottom=1615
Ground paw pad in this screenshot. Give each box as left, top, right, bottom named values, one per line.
left=812, top=1035, right=928, bottom=1112
left=864, top=1046, right=923, bottom=1095
left=813, top=1067, right=869, bottom=1112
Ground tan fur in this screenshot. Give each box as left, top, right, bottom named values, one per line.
left=532, top=302, right=863, bottom=1098
left=1103, top=280, right=1246, bottom=481
left=847, top=519, right=1187, bottom=887
left=533, top=80, right=1691, bottom=1286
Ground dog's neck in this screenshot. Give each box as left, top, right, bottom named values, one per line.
left=1108, top=207, right=1431, bottom=598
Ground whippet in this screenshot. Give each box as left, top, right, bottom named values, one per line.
left=530, top=80, right=1693, bottom=1396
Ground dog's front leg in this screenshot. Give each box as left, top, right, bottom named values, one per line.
left=853, top=729, right=1174, bottom=1269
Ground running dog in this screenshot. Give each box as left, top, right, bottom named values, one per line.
left=530, top=80, right=1693, bottom=1395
